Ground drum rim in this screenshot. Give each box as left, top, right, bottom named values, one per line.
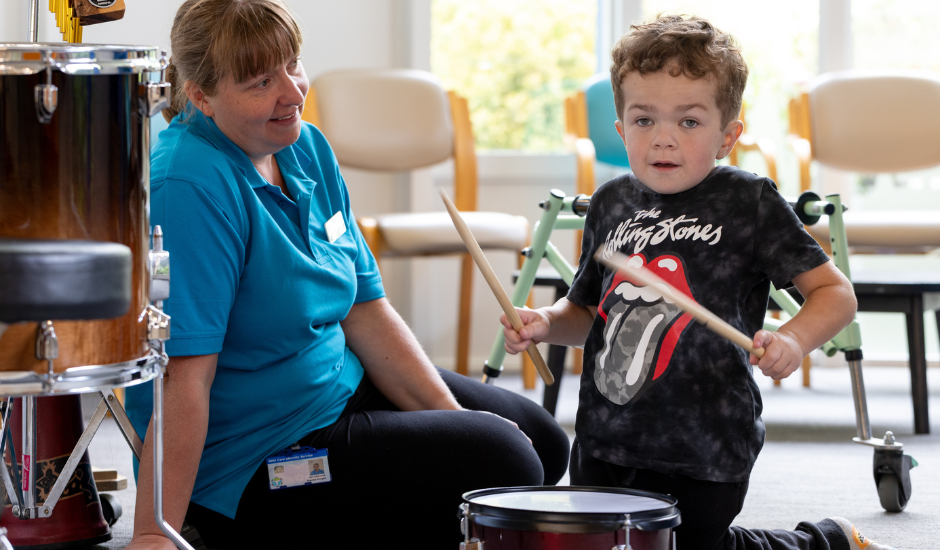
left=462, top=485, right=681, bottom=534
left=0, top=43, right=165, bottom=76
left=0, top=351, right=164, bottom=396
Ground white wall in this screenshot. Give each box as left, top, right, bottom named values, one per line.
left=1, top=0, right=569, bottom=373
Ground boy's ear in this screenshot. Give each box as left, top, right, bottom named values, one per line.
left=716, top=120, right=744, bottom=160
left=615, top=120, right=626, bottom=146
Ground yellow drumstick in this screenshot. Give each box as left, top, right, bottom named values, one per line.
left=439, top=189, right=554, bottom=386
left=595, top=249, right=765, bottom=359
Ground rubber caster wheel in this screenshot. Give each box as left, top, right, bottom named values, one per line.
left=877, top=474, right=908, bottom=513
left=100, top=493, right=123, bottom=526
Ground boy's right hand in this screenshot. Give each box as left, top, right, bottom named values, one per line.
left=500, top=307, right=550, bottom=354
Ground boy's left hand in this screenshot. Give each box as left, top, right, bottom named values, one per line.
left=749, top=329, right=804, bottom=380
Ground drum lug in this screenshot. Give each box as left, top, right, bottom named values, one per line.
left=139, top=81, right=171, bottom=118
left=34, top=64, right=58, bottom=124
left=149, top=225, right=170, bottom=303
left=141, top=305, right=171, bottom=342
left=34, top=321, right=59, bottom=376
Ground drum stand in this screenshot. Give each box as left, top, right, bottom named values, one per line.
left=0, top=238, right=192, bottom=550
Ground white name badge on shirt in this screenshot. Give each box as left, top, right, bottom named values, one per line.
left=266, top=446, right=331, bottom=490
left=325, top=211, right=347, bottom=243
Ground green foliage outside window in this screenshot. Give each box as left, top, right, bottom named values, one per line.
left=431, top=0, right=597, bottom=151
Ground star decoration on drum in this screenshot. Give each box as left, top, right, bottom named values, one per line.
left=48, top=0, right=126, bottom=43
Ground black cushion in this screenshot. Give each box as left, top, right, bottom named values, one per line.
left=0, top=239, right=132, bottom=322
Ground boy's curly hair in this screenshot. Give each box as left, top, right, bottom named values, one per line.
left=610, top=14, right=748, bottom=128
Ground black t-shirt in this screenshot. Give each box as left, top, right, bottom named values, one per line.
left=567, top=165, right=830, bottom=483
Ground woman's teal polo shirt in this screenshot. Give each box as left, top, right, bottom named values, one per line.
left=125, top=107, right=384, bottom=518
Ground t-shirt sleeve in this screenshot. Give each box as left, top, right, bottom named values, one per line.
left=752, top=180, right=831, bottom=289
left=152, top=178, right=245, bottom=357
left=566, top=192, right=605, bottom=307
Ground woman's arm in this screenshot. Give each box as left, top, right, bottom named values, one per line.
left=125, top=354, right=217, bottom=550
left=340, top=297, right=462, bottom=412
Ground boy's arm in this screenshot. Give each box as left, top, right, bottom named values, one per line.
left=501, top=297, right=597, bottom=355
left=750, top=260, right=857, bottom=379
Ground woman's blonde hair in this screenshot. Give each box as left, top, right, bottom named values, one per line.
left=163, top=0, right=303, bottom=122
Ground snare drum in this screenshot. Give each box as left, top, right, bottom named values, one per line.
left=460, top=486, right=680, bottom=550
left=0, top=44, right=167, bottom=394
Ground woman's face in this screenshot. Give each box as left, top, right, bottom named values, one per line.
left=195, top=56, right=309, bottom=161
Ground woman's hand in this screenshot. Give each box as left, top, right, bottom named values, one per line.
left=500, top=307, right=550, bottom=355
left=476, top=410, right=532, bottom=445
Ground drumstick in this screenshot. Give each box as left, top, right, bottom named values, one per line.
left=439, top=189, right=555, bottom=386
left=594, top=249, right=765, bottom=358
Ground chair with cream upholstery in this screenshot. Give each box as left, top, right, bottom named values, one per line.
left=789, top=69, right=940, bottom=252
left=787, top=70, right=940, bottom=394
left=302, top=68, right=530, bottom=377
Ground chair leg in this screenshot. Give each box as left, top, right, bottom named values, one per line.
left=801, top=355, right=812, bottom=387
left=456, top=254, right=474, bottom=376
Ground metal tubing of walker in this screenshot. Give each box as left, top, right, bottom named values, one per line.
left=847, top=359, right=873, bottom=441
left=22, top=396, right=37, bottom=516
left=483, top=190, right=567, bottom=381
left=153, top=370, right=195, bottom=550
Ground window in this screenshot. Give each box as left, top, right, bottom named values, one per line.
left=431, top=0, right=597, bottom=151
left=849, top=0, right=940, bottom=212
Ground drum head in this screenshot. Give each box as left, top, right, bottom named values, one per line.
left=463, top=486, right=681, bottom=534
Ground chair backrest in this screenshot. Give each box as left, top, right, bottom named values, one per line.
left=583, top=73, right=631, bottom=168
left=808, top=70, right=940, bottom=173
left=307, top=69, right=479, bottom=211
left=311, top=69, right=454, bottom=172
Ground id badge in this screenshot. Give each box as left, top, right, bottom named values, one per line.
left=325, top=211, right=347, bottom=243
left=266, top=446, right=331, bottom=490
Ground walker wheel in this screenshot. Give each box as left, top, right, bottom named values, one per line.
left=877, top=474, right=908, bottom=513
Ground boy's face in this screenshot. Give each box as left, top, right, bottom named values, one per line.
left=615, top=68, right=743, bottom=194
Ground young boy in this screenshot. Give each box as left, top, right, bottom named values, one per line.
left=502, top=14, right=895, bottom=550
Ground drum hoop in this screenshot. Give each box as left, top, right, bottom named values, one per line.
left=462, top=485, right=681, bottom=534
left=0, top=350, right=165, bottom=396
left=0, top=43, right=165, bottom=75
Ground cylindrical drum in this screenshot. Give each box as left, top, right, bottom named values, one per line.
left=0, top=44, right=165, bottom=383
left=461, top=486, right=681, bottom=549
left=1, top=395, right=110, bottom=549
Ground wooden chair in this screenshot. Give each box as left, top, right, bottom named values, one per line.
left=302, top=69, right=530, bottom=377
left=786, top=69, right=940, bottom=392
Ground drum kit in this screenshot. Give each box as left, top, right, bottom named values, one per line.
left=0, top=0, right=193, bottom=548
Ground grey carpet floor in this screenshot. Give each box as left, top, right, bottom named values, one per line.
left=67, top=364, right=939, bottom=549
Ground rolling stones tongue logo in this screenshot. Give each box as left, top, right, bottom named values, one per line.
left=594, top=253, right=695, bottom=405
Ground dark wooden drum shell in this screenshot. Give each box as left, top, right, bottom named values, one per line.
left=0, top=55, right=151, bottom=374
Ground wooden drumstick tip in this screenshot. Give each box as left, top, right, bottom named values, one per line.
left=439, top=189, right=554, bottom=386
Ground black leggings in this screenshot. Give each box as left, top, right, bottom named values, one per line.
left=187, top=368, right=571, bottom=549
left=570, top=438, right=847, bottom=550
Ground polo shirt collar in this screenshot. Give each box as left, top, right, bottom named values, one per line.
left=183, top=103, right=306, bottom=191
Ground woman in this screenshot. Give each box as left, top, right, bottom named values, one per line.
left=124, top=1, right=569, bottom=548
